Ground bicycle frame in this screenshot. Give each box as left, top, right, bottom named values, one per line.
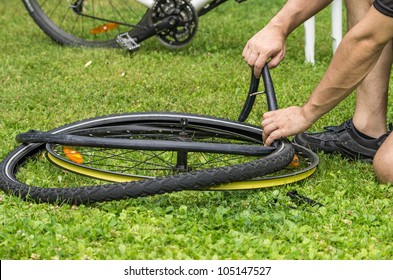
left=22, top=0, right=245, bottom=50
left=115, top=0, right=231, bottom=51
left=137, top=0, right=229, bottom=15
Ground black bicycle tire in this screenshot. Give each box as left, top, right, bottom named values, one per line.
left=21, top=0, right=149, bottom=48
left=0, top=112, right=294, bottom=204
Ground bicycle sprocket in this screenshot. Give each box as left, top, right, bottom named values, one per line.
left=152, top=0, right=198, bottom=48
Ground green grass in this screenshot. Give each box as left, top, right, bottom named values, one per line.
left=1, top=1, right=393, bottom=260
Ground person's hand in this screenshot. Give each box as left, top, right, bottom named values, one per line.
left=242, top=25, right=286, bottom=77
left=262, top=106, right=314, bottom=146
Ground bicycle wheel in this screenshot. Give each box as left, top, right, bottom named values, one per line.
left=22, top=0, right=151, bottom=47
left=0, top=112, right=294, bottom=204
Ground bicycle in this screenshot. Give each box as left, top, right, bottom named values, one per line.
left=22, top=0, right=248, bottom=51
left=0, top=66, right=318, bottom=205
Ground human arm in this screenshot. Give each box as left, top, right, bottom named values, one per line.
left=262, top=6, right=393, bottom=146
left=242, top=0, right=332, bottom=77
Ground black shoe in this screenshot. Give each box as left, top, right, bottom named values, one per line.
left=294, top=119, right=391, bottom=162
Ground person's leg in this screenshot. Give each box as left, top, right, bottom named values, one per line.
left=373, top=43, right=393, bottom=183
left=346, top=0, right=392, bottom=138
left=294, top=1, right=392, bottom=161
left=374, top=133, right=393, bottom=183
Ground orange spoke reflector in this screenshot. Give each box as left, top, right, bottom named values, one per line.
left=89, top=22, right=120, bottom=34
left=63, top=146, right=84, bottom=164
left=289, top=154, right=300, bottom=168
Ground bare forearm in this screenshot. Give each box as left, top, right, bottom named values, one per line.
left=304, top=39, right=384, bottom=120
left=261, top=6, right=393, bottom=147
left=243, top=0, right=333, bottom=74
left=303, top=7, right=393, bottom=122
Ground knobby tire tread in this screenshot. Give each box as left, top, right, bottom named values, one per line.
left=0, top=142, right=293, bottom=204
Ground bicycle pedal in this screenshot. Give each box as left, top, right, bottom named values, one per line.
left=116, top=32, right=140, bottom=52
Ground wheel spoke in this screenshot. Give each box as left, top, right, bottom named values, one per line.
left=24, top=0, right=150, bottom=46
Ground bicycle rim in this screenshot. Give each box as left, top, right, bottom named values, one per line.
left=22, top=0, right=150, bottom=47
left=46, top=141, right=317, bottom=190
left=43, top=120, right=274, bottom=179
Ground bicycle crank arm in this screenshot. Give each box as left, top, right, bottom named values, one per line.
left=116, top=16, right=180, bottom=51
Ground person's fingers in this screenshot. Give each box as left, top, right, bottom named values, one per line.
left=261, top=112, right=275, bottom=143
left=253, top=65, right=262, bottom=78
left=262, top=130, right=268, bottom=144
left=267, top=48, right=285, bottom=69
left=242, top=44, right=270, bottom=77
left=262, top=121, right=280, bottom=145
left=242, top=46, right=250, bottom=60
left=267, top=58, right=280, bottom=69
left=262, top=110, right=274, bottom=119
left=242, top=41, right=257, bottom=62
left=242, top=42, right=251, bottom=57
left=244, top=51, right=259, bottom=69
left=261, top=114, right=274, bottom=128
left=262, top=122, right=278, bottom=137
left=253, top=53, right=269, bottom=77
left=264, top=129, right=283, bottom=146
